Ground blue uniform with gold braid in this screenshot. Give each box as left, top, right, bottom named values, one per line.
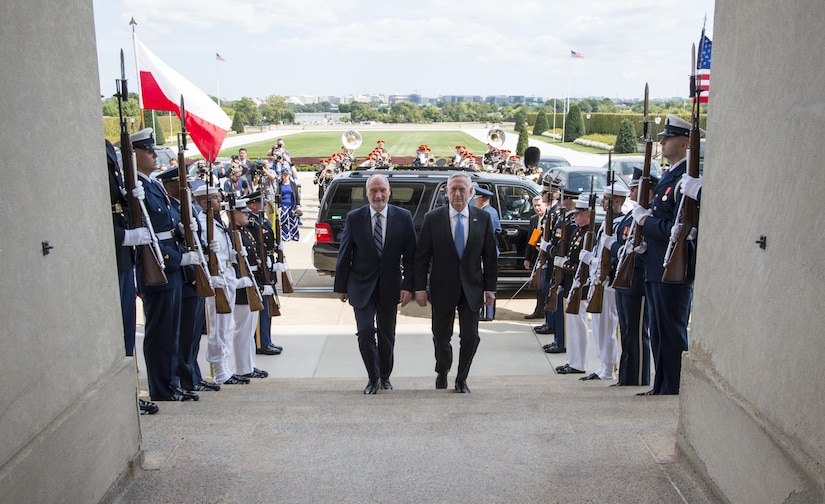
left=135, top=172, right=185, bottom=401
left=641, top=158, right=696, bottom=395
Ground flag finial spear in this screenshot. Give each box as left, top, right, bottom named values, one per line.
left=129, top=17, right=137, bottom=32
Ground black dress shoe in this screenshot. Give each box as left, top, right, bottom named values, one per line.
left=223, top=375, right=250, bottom=385
left=139, top=398, right=159, bottom=414
left=636, top=389, right=659, bottom=396
left=580, top=373, right=601, bottom=381
left=454, top=380, right=470, bottom=394
left=242, top=368, right=269, bottom=379
left=534, top=325, right=554, bottom=335
left=555, top=364, right=569, bottom=373
left=544, top=343, right=566, bottom=354
left=363, top=380, right=379, bottom=395
left=524, top=311, right=544, bottom=319
left=381, top=379, right=393, bottom=390
left=558, top=365, right=585, bottom=375
left=435, top=373, right=448, bottom=389
left=194, top=381, right=221, bottom=391
left=256, top=344, right=282, bottom=355
left=176, top=388, right=199, bottom=401
left=154, top=391, right=197, bottom=402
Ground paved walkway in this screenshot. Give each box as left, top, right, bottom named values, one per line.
left=116, top=156, right=720, bottom=503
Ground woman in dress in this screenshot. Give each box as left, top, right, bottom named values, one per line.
left=277, top=169, right=301, bottom=241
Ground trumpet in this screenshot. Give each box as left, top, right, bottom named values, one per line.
left=487, top=128, right=506, bottom=148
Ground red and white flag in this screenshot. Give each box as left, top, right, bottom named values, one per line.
left=134, top=36, right=231, bottom=160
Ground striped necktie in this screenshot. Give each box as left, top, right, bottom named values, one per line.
left=454, top=213, right=464, bottom=259
left=373, top=213, right=383, bottom=256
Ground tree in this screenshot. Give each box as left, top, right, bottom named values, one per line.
left=516, top=121, right=529, bottom=157
left=614, top=118, right=638, bottom=154
left=231, top=112, right=244, bottom=134
left=564, top=103, right=585, bottom=142
left=533, top=110, right=549, bottom=135
left=233, top=97, right=261, bottom=127
left=513, top=108, right=527, bottom=132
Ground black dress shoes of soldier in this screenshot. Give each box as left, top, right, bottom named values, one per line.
left=524, top=310, right=544, bottom=320
left=556, top=364, right=585, bottom=375
left=256, top=344, right=282, bottom=355
left=636, top=389, right=659, bottom=396
left=194, top=380, right=221, bottom=392
left=139, top=398, right=159, bottom=415
left=242, top=368, right=269, bottom=379
left=381, top=379, right=393, bottom=390
left=534, top=324, right=554, bottom=335
left=543, top=342, right=565, bottom=353
left=579, top=373, right=600, bottom=381
left=223, top=374, right=251, bottom=385
left=454, top=380, right=470, bottom=394
left=435, top=372, right=448, bottom=389
left=154, top=388, right=199, bottom=401
left=364, top=380, right=380, bottom=395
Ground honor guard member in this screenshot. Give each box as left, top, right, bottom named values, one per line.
left=578, top=184, right=629, bottom=381
left=106, top=140, right=159, bottom=415
left=245, top=190, right=283, bottom=356
left=611, top=168, right=659, bottom=386
left=632, top=114, right=701, bottom=395
left=539, top=186, right=579, bottom=357
left=555, top=193, right=593, bottom=375
left=130, top=128, right=198, bottom=402
left=156, top=167, right=221, bottom=393
left=229, top=198, right=270, bottom=380
left=192, top=184, right=249, bottom=386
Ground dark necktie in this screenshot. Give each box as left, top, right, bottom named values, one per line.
left=374, top=213, right=383, bottom=256
left=455, top=213, right=464, bottom=259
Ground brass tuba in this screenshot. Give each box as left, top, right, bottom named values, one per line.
left=487, top=128, right=506, bottom=148
left=342, top=130, right=362, bottom=150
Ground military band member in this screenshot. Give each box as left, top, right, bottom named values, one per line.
left=632, top=114, right=701, bottom=395
left=130, top=128, right=198, bottom=402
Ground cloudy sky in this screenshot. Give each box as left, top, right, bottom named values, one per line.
left=93, top=0, right=715, bottom=102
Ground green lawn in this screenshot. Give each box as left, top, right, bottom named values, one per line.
left=218, top=131, right=490, bottom=160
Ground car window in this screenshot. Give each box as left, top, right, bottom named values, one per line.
left=326, top=182, right=428, bottom=221
left=496, top=184, right=535, bottom=221
left=388, top=185, right=427, bottom=217
left=567, top=173, right=607, bottom=193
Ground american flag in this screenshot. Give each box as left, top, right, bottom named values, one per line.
left=570, top=50, right=584, bottom=59
left=696, top=31, right=711, bottom=103
left=216, top=53, right=226, bottom=62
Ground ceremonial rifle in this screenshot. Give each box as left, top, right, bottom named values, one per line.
left=254, top=205, right=281, bottom=316
left=205, top=163, right=232, bottom=313
left=662, top=45, right=701, bottom=283
left=587, top=152, right=615, bottom=313
left=566, top=179, right=596, bottom=314
left=613, top=83, right=653, bottom=289
left=545, top=184, right=567, bottom=310
left=229, top=195, right=264, bottom=312
left=116, top=49, right=167, bottom=285
left=177, top=96, right=214, bottom=298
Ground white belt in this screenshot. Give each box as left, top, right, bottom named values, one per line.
left=155, top=231, right=173, bottom=240
left=249, top=265, right=258, bottom=271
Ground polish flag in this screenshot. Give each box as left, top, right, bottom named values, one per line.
left=134, top=36, right=231, bottom=160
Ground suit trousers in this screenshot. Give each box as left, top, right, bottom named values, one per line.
left=431, top=291, right=480, bottom=382
left=353, top=287, right=397, bottom=382
left=615, top=291, right=650, bottom=386
left=645, top=281, right=692, bottom=395
left=565, top=298, right=589, bottom=372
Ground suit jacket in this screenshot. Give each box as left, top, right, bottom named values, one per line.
left=334, top=204, right=417, bottom=310
left=414, top=205, right=497, bottom=311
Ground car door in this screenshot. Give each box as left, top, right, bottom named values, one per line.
left=488, top=181, right=538, bottom=278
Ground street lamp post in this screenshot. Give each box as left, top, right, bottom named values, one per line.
left=586, top=113, right=591, bottom=134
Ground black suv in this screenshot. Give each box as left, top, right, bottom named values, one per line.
left=312, top=169, right=543, bottom=285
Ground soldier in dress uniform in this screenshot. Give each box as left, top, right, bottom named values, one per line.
left=632, top=114, right=702, bottom=395
left=156, top=167, right=221, bottom=393
left=611, top=168, right=659, bottom=387
left=130, top=128, right=198, bottom=402
left=245, top=190, right=283, bottom=356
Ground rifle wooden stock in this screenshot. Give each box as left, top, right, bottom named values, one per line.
left=588, top=164, right=615, bottom=314
left=273, top=211, right=294, bottom=294
left=179, top=187, right=215, bottom=298
left=567, top=228, right=594, bottom=314
left=231, top=230, right=264, bottom=312
left=545, top=209, right=567, bottom=311
left=205, top=203, right=232, bottom=314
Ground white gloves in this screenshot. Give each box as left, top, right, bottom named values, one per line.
left=122, top=227, right=153, bottom=246
left=210, top=275, right=226, bottom=289
left=188, top=217, right=198, bottom=233
left=571, top=278, right=581, bottom=291
left=539, top=239, right=551, bottom=252
left=670, top=223, right=683, bottom=243
left=553, top=256, right=568, bottom=268
left=632, top=206, right=652, bottom=225
left=266, top=256, right=273, bottom=269
left=578, top=249, right=596, bottom=265
left=681, top=174, right=702, bottom=200
left=239, top=247, right=248, bottom=257
left=208, top=240, right=221, bottom=253
left=273, top=262, right=287, bottom=272
left=633, top=243, right=648, bottom=254
left=180, top=251, right=200, bottom=266
left=132, top=181, right=145, bottom=201
left=262, top=285, right=274, bottom=296
left=236, top=277, right=253, bottom=288
left=601, top=234, right=617, bottom=250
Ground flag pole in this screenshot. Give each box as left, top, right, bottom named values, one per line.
left=215, top=54, right=221, bottom=107
left=129, top=18, right=145, bottom=129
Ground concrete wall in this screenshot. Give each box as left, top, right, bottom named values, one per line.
left=678, top=1, right=825, bottom=502
left=0, top=1, right=141, bottom=502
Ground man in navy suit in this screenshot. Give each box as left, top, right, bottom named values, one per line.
left=414, top=171, right=498, bottom=394
left=335, top=174, right=417, bottom=395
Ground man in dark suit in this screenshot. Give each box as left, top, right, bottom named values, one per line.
left=414, top=171, right=498, bottom=394
left=335, top=174, right=417, bottom=395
